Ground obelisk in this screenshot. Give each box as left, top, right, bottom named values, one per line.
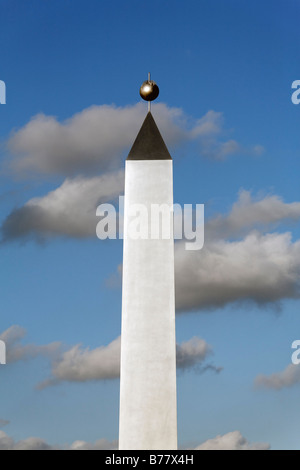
left=119, top=76, right=177, bottom=450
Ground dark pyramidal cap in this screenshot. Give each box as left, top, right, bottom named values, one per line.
left=127, top=112, right=172, bottom=160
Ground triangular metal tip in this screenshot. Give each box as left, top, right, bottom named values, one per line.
left=127, top=112, right=172, bottom=161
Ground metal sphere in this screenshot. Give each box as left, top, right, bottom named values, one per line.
left=139, top=80, right=159, bottom=102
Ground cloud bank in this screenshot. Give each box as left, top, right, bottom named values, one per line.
left=0, top=429, right=269, bottom=450
left=0, top=420, right=9, bottom=428
left=1, top=101, right=299, bottom=315
left=0, top=326, right=218, bottom=389
left=39, top=335, right=219, bottom=389
left=205, top=190, right=300, bottom=241
left=174, top=190, right=300, bottom=312
left=6, top=104, right=253, bottom=178
left=2, top=187, right=300, bottom=314
left=175, top=231, right=300, bottom=312
left=255, top=364, right=300, bottom=390
left=38, top=336, right=122, bottom=389
left=0, top=430, right=117, bottom=450
left=176, top=337, right=222, bottom=374
left=195, top=430, right=270, bottom=450
left=0, top=325, right=60, bottom=363
left=2, top=103, right=261, bottom=243
left=1, top=170, right=124, bottom=242
left=7, top=104, right=145, bottom=177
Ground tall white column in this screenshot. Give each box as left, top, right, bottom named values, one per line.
left=119, top=113, right=177, bottom=450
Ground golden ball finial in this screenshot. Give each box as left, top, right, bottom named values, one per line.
left=140, top=78, right=159, bottom=102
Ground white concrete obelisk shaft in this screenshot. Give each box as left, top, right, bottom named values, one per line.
left=119, top=112, right=177, bottom=450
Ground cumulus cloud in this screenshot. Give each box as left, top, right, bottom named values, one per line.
left=2, top=185, right=300, bottom=312
left=7, top=104, right=145, bottom=177
left=69, top=438, right=117, bottom=450
left=206, top=190, right=300, bottom=240
left=0, top=326, right=215, bottom=388
left=176, top=337, right=222, bottom=374
left=0, top=420, right=9, bottom=428
left=38, top=336, right=217, bottom=389
left=1, top=103, right=265, bottom=244
left=189, top=110, right=241, bottom=160
left=102, top=191, right=300, bottom=313
left=0, top=325, right=60, bottom=363
left=100, top=191, right=300, bottom=313
left=37, top=336, right=122, bottom=389
left=255, top=364, right=300, bottom=390
left=175, top=231, right=300, bottom=312
left=0, top=430, right=117, bottom=450
left=0, top=431, right=53, bottom=450
left=1, top=170, right=124, bottom=242
left=0, top=429, right=270, bottom=450
left=105, top=264, right=123, bottom=289
left=195, top=431, right=270, bottom=450
left=176, top=337, right=210, bottom=368
left=6, top=104, right=257, bottom=178
left=5, top=103, right=183, bottom=177
left=174, top=190, right=300, bottom=312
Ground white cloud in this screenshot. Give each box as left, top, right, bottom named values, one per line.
left=174, top=190, right=300, bottom=312
left=6, top=104, right=257, bottom=179
left=7, top=104, right=145, bottom=177
left=252, top=144, right=265, bottom=156
left=1, top=170, right=124, bottom=242
left=0, top=429, right=270, bottom=450
left=0, top=326, right=215, bottom=388
left=13, top=437, right=54, bottom=451
left=195, top=431, right=270, bottom=450
left=38, top=336, right=217, bottom=389
left=69, top=439, right=117, bottom=450
left=189, top=110, right=242, bottom=160
left=0, top=431, right=16, bottom=450
left=1, top=105, right=265, bottom=244
left=37, top=336, right=122, bottom=389
left=189, top=110, right=224, bottom=138
left=0, top=325, right=60, bottom=363
left=5, top=103, right=183, bottom=177
left=102, top=191, right=300, bottom=313
left=0, top=420, right=9, bottom=428
left=0, top=431, right=53, bottom=450
left=176, top=337, right=210, bottom=369
left=206, top=190, right=300, bottom=240
left=255, top=364, right=300, bottom=390
left=105, top=264, right=123, bottom=289
left=176, top=337, right=222, bottom=374
left=3, top=186, right=300, bottom=312
left=0, top=430, right=117, bottom=450
left=175, top=231, right=300, bottom=312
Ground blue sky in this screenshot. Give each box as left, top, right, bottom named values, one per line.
left=0, top=0, right=300, bottom=450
